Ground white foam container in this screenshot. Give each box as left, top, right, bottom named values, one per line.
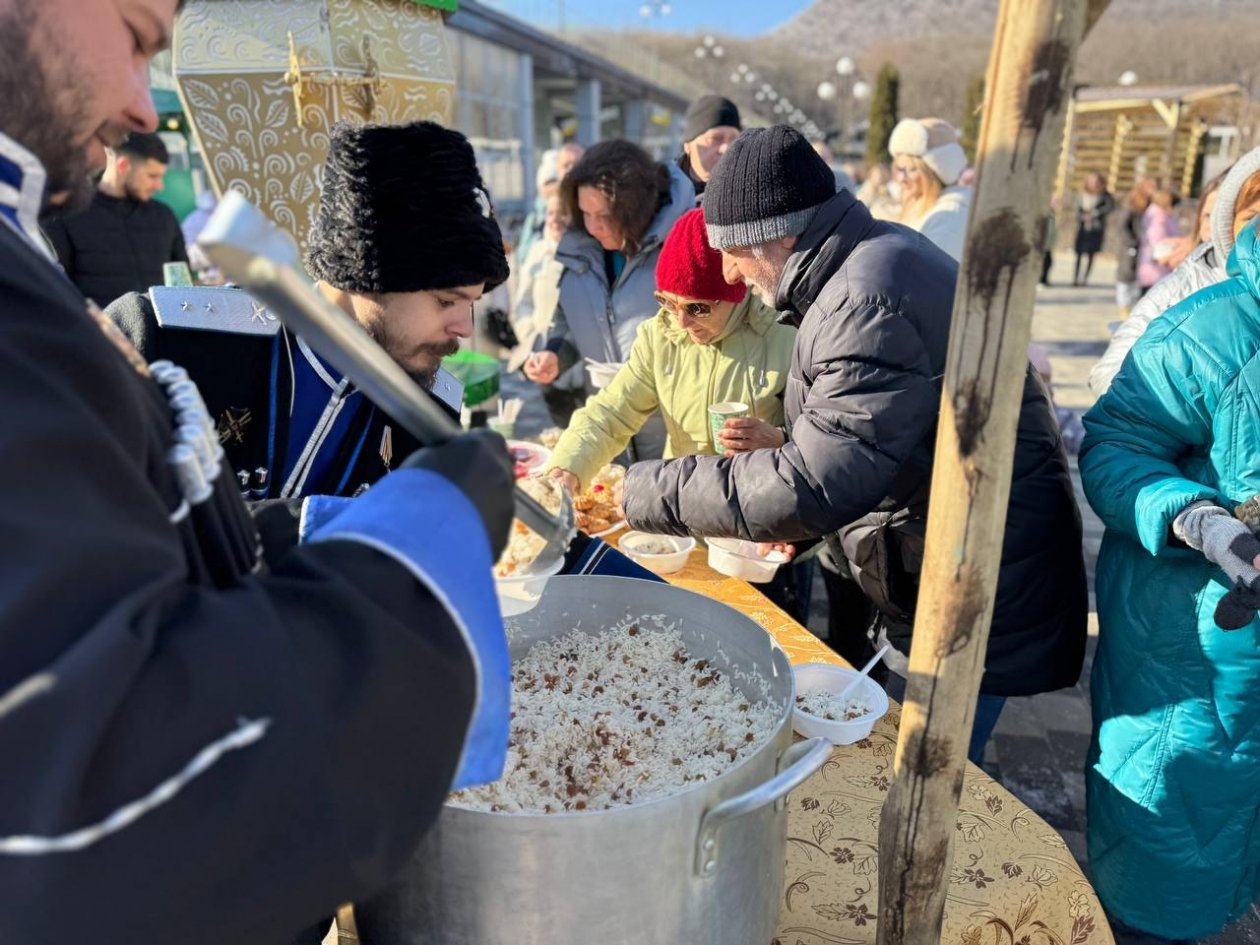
left=706, top=537, right=788, bottom=583
left=791, top=663, right=890, bottom=745
left=586, top=360, right=625, bottom=389
left=618, top=531, right=696, bottom=575
left=494, top=554, right=566, bottom=617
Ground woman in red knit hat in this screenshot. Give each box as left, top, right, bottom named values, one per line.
left=545, top=207, right=796, bottom=490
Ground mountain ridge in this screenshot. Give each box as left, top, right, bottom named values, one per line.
left=769, top=0, right=1256, bottom=56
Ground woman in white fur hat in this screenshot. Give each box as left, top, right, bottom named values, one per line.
left=889, top=116, right=972, bottom=262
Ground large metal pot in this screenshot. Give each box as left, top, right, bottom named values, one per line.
left=374, top=576, right=830, bottom=945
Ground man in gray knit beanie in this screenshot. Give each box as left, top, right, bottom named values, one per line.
left=702, top=125, right=836, bottom=302
left=624, top=124, right=1088, bottom=767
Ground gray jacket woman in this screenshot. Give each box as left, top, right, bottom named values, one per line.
left=524, top=140, right=694, bottom=460
left=1090, top=147, right=1260, bottom=395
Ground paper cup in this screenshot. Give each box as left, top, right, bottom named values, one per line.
left=709, top=401, right=749, bottom=452
left=163, top=262, right=194, bottom=287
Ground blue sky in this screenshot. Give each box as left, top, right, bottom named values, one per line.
left=480, top=0, right=814, bottom=36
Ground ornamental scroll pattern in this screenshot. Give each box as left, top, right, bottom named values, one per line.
left=641, top=544, right=1115, bottom=945
left=174, top=0, right=455, bottom=253
left=774, top=720, right=1110, bottom=945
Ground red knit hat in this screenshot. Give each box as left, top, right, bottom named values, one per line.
left=655, top=208, right=747, bottom=304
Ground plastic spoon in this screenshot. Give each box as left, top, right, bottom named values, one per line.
left=837, top=643, right=891, bottom=701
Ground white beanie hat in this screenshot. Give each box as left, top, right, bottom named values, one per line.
left=889, top=117, right=968, bottom=187
left=1210, top=145, right=1260, bottom=263
left=535, top=149, right=560, bottom=192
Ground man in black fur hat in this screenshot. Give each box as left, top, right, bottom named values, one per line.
left=0, top=1, right=517, bottom=941
left=107, top=120, right=510, bottom=506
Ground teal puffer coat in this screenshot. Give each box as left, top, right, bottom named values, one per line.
left=1079, top=220, right=1260, bottom=938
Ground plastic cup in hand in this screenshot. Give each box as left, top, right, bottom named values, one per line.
left=709, top=401, right=749, bottom=453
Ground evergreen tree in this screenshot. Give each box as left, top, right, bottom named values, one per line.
left=961, top=73, right=986, bottom=164
left=865, top=63, right=900, bottom=167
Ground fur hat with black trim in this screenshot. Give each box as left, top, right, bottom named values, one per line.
left=888, top=117, right=968, bottom=187
left=306, top=120, right=510, bottom=294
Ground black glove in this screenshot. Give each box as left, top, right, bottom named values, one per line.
left=1178, top=504, right=1260, bottom=631
left=403, top=430, right=515, bottom=561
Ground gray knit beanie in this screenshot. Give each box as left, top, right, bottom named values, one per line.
left=1211, top=145, right=1260, bottom=264
left=702, top=125, right=837, bottom=250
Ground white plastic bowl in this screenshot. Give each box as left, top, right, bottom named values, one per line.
left=494, top=554, right=566, bottom=617
left=706, top=537, right=788, bottom=583
left=619, top=531, right=696, bottom=575
left=586, top=360, right=625, bottom=389
left=791, top=663, right=890, bottom=745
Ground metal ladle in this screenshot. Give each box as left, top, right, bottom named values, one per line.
left=196, top=190, right=576, bottom=577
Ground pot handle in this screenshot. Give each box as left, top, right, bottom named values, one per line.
left=694, top=737, right=832, bottom=877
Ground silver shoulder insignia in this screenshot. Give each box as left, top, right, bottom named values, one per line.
left=150, top=286, right=281, bottom=337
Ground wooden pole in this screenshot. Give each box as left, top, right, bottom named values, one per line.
left=1107, top=114, right=1132, bottom=194
left=874, top=2, right=1110, bottom=945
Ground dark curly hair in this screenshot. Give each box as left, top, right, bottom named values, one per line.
left=561, top=139, right=672, bottom=257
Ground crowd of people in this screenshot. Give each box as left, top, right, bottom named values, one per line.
left=0, top=0, right=1257, bottom=941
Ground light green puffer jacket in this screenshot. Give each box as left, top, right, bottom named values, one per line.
left=547, top=295, right=795, bottom=488
left=1079, top=220, right=1260, bottom=938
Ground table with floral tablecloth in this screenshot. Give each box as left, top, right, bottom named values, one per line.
left=624, top=538, right=1112, bottom=945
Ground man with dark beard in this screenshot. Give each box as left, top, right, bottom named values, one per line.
left=0, top=2, right=519, bottom=943
left=44, top=131, right=189, bottom=306
left=107, top=120, right=508, bottom=502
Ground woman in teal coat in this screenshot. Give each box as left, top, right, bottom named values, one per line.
left=1080, top=219, right=1260, bottom=939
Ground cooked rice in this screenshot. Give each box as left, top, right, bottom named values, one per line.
left=451, top=625, right=780, bottom=814
left=795, top=689, right=872, bottom=722
left=494, top=476, right=563, bottom=577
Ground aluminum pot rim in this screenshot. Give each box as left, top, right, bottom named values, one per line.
left=447, top=576, right=796, bottom=821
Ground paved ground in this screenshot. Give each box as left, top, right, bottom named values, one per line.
left=978, top=254, right=1113, bottom=869
left=501, top=254, right=1259, bottom=942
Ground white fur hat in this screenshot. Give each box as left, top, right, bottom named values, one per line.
left=535, top=149, right=560, bottom=192
left=889, top=117, right=968, bottom=187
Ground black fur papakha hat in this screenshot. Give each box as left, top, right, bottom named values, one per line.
left=306, top=120, right=510, bottom=293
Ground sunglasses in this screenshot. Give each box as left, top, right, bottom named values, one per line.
left=654, top=293, right=715, bottom=319
left=892, top=163, right=922, bottom=178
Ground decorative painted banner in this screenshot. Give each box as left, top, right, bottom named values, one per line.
left=173, top=0, right=456, bottom=253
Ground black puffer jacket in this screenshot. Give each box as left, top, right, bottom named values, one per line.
left=43, top=191, right=187, bottom=307
left=624, top=190, right=1087, bottom=697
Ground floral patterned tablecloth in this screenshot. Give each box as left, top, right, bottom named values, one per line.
left=638, top=541, right=1112, bottom=945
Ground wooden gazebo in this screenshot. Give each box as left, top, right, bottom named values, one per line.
left=1056, top=82, right=1246, bottom=199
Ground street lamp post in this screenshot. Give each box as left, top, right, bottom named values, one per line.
left=693, top=34, right=725, bottom=86
left=831, top=56, right=858, bottom=149
left=850, top=79, right=872, bottom=154
left=817, top=79, right=838, bottom=142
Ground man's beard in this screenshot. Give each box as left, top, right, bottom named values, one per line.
left=123, top=178, right=151, bottom=203
left=365, top=321, right=459, bottom=390
left=0, top=1, right=105, bottom=212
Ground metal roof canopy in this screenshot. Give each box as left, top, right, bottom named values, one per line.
left=447, top=0, right=689, bottom=112
left=1072, top=83, right=1245, bottom=122
left=1056, top=82, right=1248, bottom=199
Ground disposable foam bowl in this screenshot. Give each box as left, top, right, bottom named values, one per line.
left=494, top=554, right=565, bottom=617
left=791, top=663, right=889, bottom=745
left=619, top=531, right=696, bottom=575
left=587, top=361, right=625, bottom=389
left=706, top=537, right=788, bottom=583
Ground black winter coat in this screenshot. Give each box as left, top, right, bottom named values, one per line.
left=624, top=191, right=1088, bottom=697
left=0, top=223, right=477, bottom=943
left=43, top=191, right=187, bottom=306
left=1115, top=207, right=1145, bottom=284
